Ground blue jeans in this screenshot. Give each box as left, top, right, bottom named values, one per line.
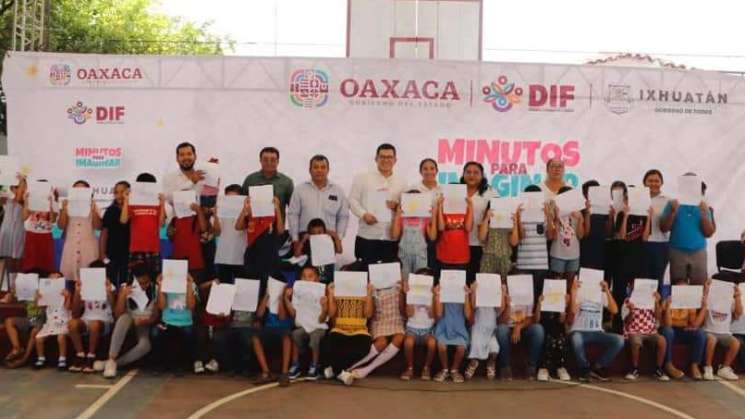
left=660, top=326, right=705, bottom=365
left=569, top=330, right=624, bottom=371
left=496, top=324, right=545, bottom=368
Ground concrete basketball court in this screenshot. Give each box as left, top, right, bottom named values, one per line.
left=2, top=368, right=745, bottom=419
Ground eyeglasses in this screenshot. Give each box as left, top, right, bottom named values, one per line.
left=377, top=155, right=396, bottom=160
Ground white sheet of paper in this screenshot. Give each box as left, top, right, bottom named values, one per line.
left=173, top=190, right=197, bottom=218
left=708, top=280, right=734, bottom=313
left=28, top=181, right=51, bottom=212
left=15, top=273, right=39, bottom=302
left=130, top=181, right=159, bottom=206
left=201, top=162, right=221, bottom=188
left=507, top=275, right=534, bottom=306
left=293, top=281, right=326, bottom=305
left=334, top=271, right=368, bottom=298
left=489, top=197, right=519, bottom=229
left=310, top=234, right=336, bottom=266
left=217, top=195, right=245, bottom=218
left=38, top=277, right=65, bottom=307
left=542, top=279, right=567, bottom=313
left=161, top=259, right=188, bottom=294
left=0, top=156, right=20, bottom=186
left=367, top=190, right=392, bottom=223
left=129, top=280, right=150, bottom=311
left=249, top=184, right=275, bottom=217
left=233, top=278, right=261, bottom=312
left=611, top=189, right=625, bottom=212
left=67, top=187, right=92, bottom=217
left=369, top=262, right=401, bottom=289
left=80, top=268, right=107, bottom=301
left=578, top=268, right=604, bottom=304
left=406, top=274, right=433, bottom=306
left=630, top=279, right=657, bottom=309
left=475, top=273, right=501, bottom=308
left=401, top=192, right=432, bottom=217
left=678, top=175, right=703, bottom=206
left=442, top=184, right=467, bottom=214
left=287, top=254, right=309, bottom=266
left=267, top=277, right=285, bottom=315
left=520, top=208, right=544, bottom=223
left=439, top=270, right=466, bottom=303
left=553, top=188, right=585, bottom=217
left=206, top=283, right=237, bottom=316
left=588, top=185, right=611, bottom=215
left=521, top=191, right=545, bottom=210
left=628, top=187, right=651, bottom=216
left=671, top=285, right=703, bottom=309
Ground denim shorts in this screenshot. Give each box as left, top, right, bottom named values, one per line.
left=550, top=257, right=580, bottom=274
left=406, top=326, right=433, bottom=345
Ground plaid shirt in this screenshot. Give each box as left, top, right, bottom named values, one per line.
left=371, top=286, right=405, bottom=338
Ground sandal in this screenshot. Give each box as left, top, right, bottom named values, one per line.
left=421, top=366, right=432, bottom=381
left=400, top=367, right=414, bottom=381
left=464, top=360, right=479, bottom=380
left=486, top=362, right=497, bottom=380
left=451, top=370, right=465, bottom=383
left=4, top=348, right=22, bottom=363
left=253, top=372, right=275, bottom=385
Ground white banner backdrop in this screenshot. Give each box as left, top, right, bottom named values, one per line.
left=3, top=52, right=745, bottom=266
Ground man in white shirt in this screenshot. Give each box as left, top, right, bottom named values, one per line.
left=348, top=143, right=407, bottom=264
left=162, top=142, right=205, bottom=202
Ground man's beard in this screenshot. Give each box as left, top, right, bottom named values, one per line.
left=179, top=161, right=194, bottom=171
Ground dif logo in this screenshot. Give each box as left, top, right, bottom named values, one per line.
left=67, top=101, right=126, bottom=125
left=483, top=75, right=575, bottom=112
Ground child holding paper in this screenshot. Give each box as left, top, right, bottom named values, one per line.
left=103, top=263, right=160, bottom=378
left=464, top=281, right=506, bottom=380
left=213, top=184, right=247, bottom=284
left=435, top=193, right=473, bottom=273
left=0, top=175, right=27, bottom=297
left=253, top=278, right=294, bottom=386
left=622, top=280, right=670, bottom=381
left=235, top=195, right=285, bottom=288
left=168, top=199, right=208, bottom=284
left=432, top=282, right=473, bottom=383
left=153, top=272, right=198, bottom=375
left=702, top=280, right=741, bottom=381
left=534, top=289, right=572, bottom=381
left=59, top=180, right=101, bottom=282
left=660, top=278, right=706, bottom=380
left=297, top=218, right=341, bottom=284
left=194, top=279, right=231, bottom=374
left=34, top=272, right=71, bottom=370
left=391, top=189, right=437, bottom=280
left=121, top=173, right=166, bottom=274
left=549, top=186, right=585, bottom=284
left=68, top=261, right=115, bottom=373
left=515, top=184, right=554, bottom=300
left=284, top=266, right=328, bottom=380
left=478, top=201, right=519, bottom=278
left=496, top=281, right=545, bottom=380
left=218, top=280, right=263, bottom=378
left=579, top=180, right=607, bottom=271
left=346, top=268, right=406, bottom=382
left=21, top=180, right=57, bottom=273
left=3, top=269, right=45, bottom=368
left=321, top=273, right=374, bottom=385
left=100, top=181, right=131, bottom=288
left=401, top=268, right=437, bottom=381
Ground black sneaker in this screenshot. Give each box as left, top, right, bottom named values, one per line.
left=578, top=371, right=591, bottom=383
left=624, top=368, right=639, bottom=381
left=68, top=355, right=84, bottom=373
left=278, top=373, right=291, bottom=387
left=589, top=366, right=610, bottom=382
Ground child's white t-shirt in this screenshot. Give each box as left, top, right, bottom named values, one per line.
left=570, top=299, right=607, bottom=332
left=730, top=313, right=745, bottom=335
left=214, top=217, right=246, bottom=266
left=550, top=216, right=580, bottom=260
left=81, top=300, right=114, bottom=323
left=705, top=308, right=733, bottom=335
left=407, top=304, right=434, bottom=330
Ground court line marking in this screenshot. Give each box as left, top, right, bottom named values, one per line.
left=187, top=382, right=280, bottom=419
left=75, top=370, right=138, bottom=419
left=189, top=377, right=693, bottom=419
left=75, top=384, right=113, bottom=389
left=561, top=380, right=696, bottom=419
left=716, top=378, right=745, bottom=398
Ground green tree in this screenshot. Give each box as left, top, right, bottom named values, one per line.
left=0, top=0, right=234, bottom=134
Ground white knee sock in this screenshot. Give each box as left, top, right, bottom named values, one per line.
left=348, top=344, right=380, bottom=371
left=353, top=344, right=400, bottom=378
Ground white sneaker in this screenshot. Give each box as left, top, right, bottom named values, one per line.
left=337, top=370, right=355, bottom=386
left=194, top=361, right=205, bottom=374
left=717, top=366, right=739, bottom=381
left=93, top=360, right=106, bottom=372
left=205, top=359, right=219, bottom=373
left=557, top=367, right=571, bottom=381
left=537, top=368, right=549, bottom=382
left=324, top=366, right=335, bottom=380
left=103, top=359, right=117, bottom=379
left=703, top=366, right=715, bottom=381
